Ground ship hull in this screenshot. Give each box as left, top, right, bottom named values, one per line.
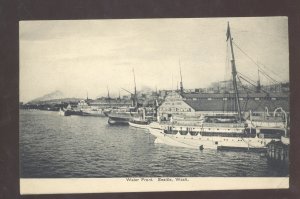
left=63, top=110, right=83, bottom=116
left=129, top=121, right=150, bottom=130
left=81, top=111, right=106, bottom=117
left=148, top=128, right=277, bottom=151
left=108, top=116, right=130, bottom=125
left=107, top=112, right=139, bottom=125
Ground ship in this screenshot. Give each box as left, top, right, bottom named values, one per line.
left=108, top=108, right=139, bottom=125
left=79, top=100, right=111, bottom=117
left=129, top=108, right=151, bottom=129
left=59, top=104, right=83, bottom=116
left=107, top=69, right=139, bottom=125
left=148, top=22, right=287, bottom=151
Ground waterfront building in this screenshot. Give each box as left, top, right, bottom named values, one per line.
left=157, top=91, right=196, bottom=119
left=157, top=90, right=289, bottom=119
left=88, top=98, right=132, bottom=108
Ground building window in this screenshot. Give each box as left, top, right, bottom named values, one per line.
left=223, top=98, right=227, bottom=101
left=208, top=98, right=212, bottom=100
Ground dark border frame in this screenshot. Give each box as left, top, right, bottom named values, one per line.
left=1, top=0, right=300, bottom=198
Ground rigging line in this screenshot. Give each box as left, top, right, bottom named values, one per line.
left=236, top=50, right=279, bottom=86
left=237, top=75, right=259, bottom=91
left=236, top=75, right=252, bottom=94
left=258, top=62, right=283, bottom=81
left=236, top=76, right=254, bottom=113
left=237, top=72, right=257, bottom=85
left=237, top=76, right=251, bottom=96
left=258, top=69, right=279, bottom=85
left=237, top=75, right=270, bottom=95
left=232, top=41, right=280, bottom=84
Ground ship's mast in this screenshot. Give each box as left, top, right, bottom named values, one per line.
left=133, top=68, right=137, bottom=108
left=227, top=22, right=242, bottom=121
left=179, top=59, right=184, bottom=95
left=107, top=86, right=111, bottom=107
left=257, top=67, right=261, bottom=92
left=107, top=86, right=110, bottom=99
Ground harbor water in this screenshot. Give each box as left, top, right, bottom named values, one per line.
left=20, top=110, right=288, bottom=178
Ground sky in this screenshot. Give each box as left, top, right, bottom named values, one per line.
left=19, top=17, right=289, bottom=103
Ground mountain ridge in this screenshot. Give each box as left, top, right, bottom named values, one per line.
left=29, top=90, right=65, bottom=103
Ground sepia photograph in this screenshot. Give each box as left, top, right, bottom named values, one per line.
left=19, top=17, right=289, bottom=194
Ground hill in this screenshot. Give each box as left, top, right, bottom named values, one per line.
left=28, top=90, right=65, bottom=103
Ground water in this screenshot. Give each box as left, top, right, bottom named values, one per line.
left=20, top=110, right=288, bottom=178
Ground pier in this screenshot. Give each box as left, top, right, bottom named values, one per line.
left=266, top=139, right=289, bottom=168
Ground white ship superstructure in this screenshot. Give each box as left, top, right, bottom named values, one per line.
left=149, top=120, right=282, bottom=150
left=148, top=22, right=286, bottom=151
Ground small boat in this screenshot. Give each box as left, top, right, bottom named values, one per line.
left=58, top=108, right=65, bottom=116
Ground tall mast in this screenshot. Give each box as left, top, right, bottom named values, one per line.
left=179, top=59, right=184, bottom=95
left=227, top=22, right=242, bottom=121
left=133, top=68, right=137, bottom=108
left=257, top=67, right=261, bottom=92
left=107, top=86, right=111, bottom=107
left=107, top=86, right=110, bottom=99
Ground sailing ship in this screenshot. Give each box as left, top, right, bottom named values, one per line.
left=107, top=69, right=139, bottom=125
left=148, top=22, right=285, bottom=151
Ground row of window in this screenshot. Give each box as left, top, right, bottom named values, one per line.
left=163, top=130, right=282, bottom=139
left=190, top=97, right=279, bottom=101
left=164, top=102, right=182, bottom=105
left=159, top=107, right=192, bottom=112
left=163, top=130, right=256, bottom=138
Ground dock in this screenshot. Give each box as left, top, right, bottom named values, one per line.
left=266, top=138, right=289, bottom=168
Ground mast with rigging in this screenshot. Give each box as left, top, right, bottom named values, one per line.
left=226, top=22, right=242, bottom=122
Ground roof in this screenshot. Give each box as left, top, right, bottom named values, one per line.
left=182, top=92, right=289, bottom=99
left=184, top=98, right=289, bottom=112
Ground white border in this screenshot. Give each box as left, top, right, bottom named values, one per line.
left=20, top=177, right=289, bottom=194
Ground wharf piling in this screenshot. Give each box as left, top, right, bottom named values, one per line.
left=266, top=140, right=289, bottom=168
